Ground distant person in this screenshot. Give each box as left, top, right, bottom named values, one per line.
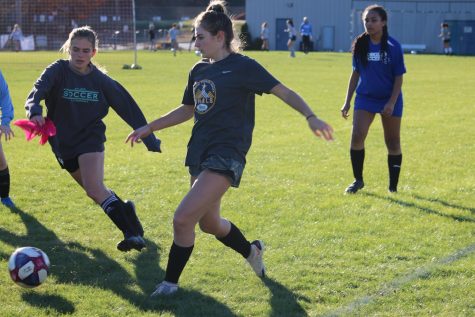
left=0, top=70, right=15, bottom=207
left=341, top=5, right=406, bottom=194
left=168, top=23, right=180, bottom=56
left=299, top=17, right=313, bottom=54
left=24, top=26, right=162, bottom=251
left=126, top=0, right=333, bottom=296
left=260, top=22, right=269, bottom=51
left=9, top=24, right=23, bottom=52
left=285, top=19, right=297, bottom=57
left=439, top=22, right=452, bottom=55
left=148, top=24, right=157, bottom=51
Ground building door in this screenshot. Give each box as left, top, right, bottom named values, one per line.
left=275, top=18, right=290, bottom=50
left=447, top=20, right=475, bottom=55
left=322, top=26, right=335, bottom=51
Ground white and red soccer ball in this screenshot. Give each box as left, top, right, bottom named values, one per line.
left=8, top=247, right=50, bottom=288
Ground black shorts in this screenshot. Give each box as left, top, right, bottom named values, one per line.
left=443, top=39, right=450, bottom=44
left=188, top=154, right=245, bottom=188
left=55, top=154, right=80, bottom=173
left=290, top=35, right=297, bottom=41
left=55, top=151, right=104, bottom=173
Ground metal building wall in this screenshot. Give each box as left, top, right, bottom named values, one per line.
left=351, top=1, right=475, bottom=54
left=246, top=0, right=475, bottom=54
left=245, top=0, right=352, bottom=52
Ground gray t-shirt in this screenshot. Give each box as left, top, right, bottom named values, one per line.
left=25, top=60, right=160, bottom=159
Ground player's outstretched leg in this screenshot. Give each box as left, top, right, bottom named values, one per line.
left=101, top=195, right=145, bottom=252
left=216, top=222, right=266, bottom=277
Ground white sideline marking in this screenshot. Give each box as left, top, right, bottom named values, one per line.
left=323, top=243, right=475, bottom=317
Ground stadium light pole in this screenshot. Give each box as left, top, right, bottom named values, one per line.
left=123, top=0, right=142, bottom=70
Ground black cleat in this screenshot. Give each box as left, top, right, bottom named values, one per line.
left=389, top=186, right=397, bottom=193
left=117, top=235, right=146, bottom=252
left=345, top=180, right=364, bottom=194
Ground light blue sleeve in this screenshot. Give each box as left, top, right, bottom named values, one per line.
left=0, top=71, right=14, bottom=127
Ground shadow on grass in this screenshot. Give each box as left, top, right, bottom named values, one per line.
left=262, top=277, right=308, bottom=317
left=411, top=193, right=475, bottom=214
left=21, top=293, right=75, bottom=315
left=362, top=192, right=475, bottom=223
left=0, top=205, right=236, bottom=316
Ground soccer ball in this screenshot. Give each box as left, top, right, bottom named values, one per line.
left=8, top=247, right=50, bottom=288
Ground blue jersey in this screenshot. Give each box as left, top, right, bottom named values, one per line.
left=182, top=53, right=280, bottom=167
left=0, top=70, right=14, bottom=126
left=25, top=60, right=160, bottom=159
left=353, top=36, right=406, bottom=116
left=300, top=22, right=312, bottom=36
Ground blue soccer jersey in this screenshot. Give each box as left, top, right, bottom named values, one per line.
left=353, top=36, right=406, bottom=116
left=182, top=53, right=280, bottom=167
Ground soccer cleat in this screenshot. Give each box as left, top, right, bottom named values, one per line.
left=345, top=180, right=364, bottom=194
left=1, top=197, right=15, bottom=208
left=124, top=200, right=144, bottom=237
left=151, top=281, right=178, bottom=296
left=246, top=240, right=265, bottom=277
left=116, top=235, right=146, bottom=252
left=389, top=186, right=397, bottom=193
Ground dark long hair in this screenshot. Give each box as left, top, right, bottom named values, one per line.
left=351, top=5, right=389, bottom=66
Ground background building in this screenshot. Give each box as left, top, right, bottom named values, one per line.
left=246, top=0, right=475, bottom=54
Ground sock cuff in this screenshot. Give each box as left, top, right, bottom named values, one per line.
left=171, top=241, right=194, bottom=252
left=216, top=221, right=236, bottom=242
left=100, top=194, right=119, bottom=213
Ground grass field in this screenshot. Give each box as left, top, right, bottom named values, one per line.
left=0, top=49, right=474, bottom=317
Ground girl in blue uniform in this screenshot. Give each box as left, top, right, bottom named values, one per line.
left=0, top=70, right=15, bottom=207
left=127, top=0, right=333, bottom=296
left=25, top=26, right=161, bottom=252
left=341, top=5, right=406, bottom=193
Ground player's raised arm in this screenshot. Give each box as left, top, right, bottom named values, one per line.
left=126, top=104, right=194, bottom=146
left=270, top=83, right=334, bottom=141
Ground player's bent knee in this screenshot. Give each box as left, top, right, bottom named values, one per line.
left=173, top=213, right=195, bottom=232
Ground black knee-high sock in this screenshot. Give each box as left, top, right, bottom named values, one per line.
left=164, top=242, right=194, bottom=284
left=350, top=149, right=365, bottom=181
left=101, top=195, right=130, bottom=236
left=216, top=222, right=252, bottom=258
left=111, top=190, right=144, bottom=237
left=0, top=167, right=10, bottom=198
left=388, top=154, right=402, bottom=190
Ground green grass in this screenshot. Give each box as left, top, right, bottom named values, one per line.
left=0, top=50, right=474, bottom=317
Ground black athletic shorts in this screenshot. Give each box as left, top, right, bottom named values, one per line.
left=188, top=154, right=245, bottom=188
left=55, top=154, right=80, bottom=173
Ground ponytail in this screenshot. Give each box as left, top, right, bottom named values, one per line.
left=195, top=0, right=242, bottom=52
